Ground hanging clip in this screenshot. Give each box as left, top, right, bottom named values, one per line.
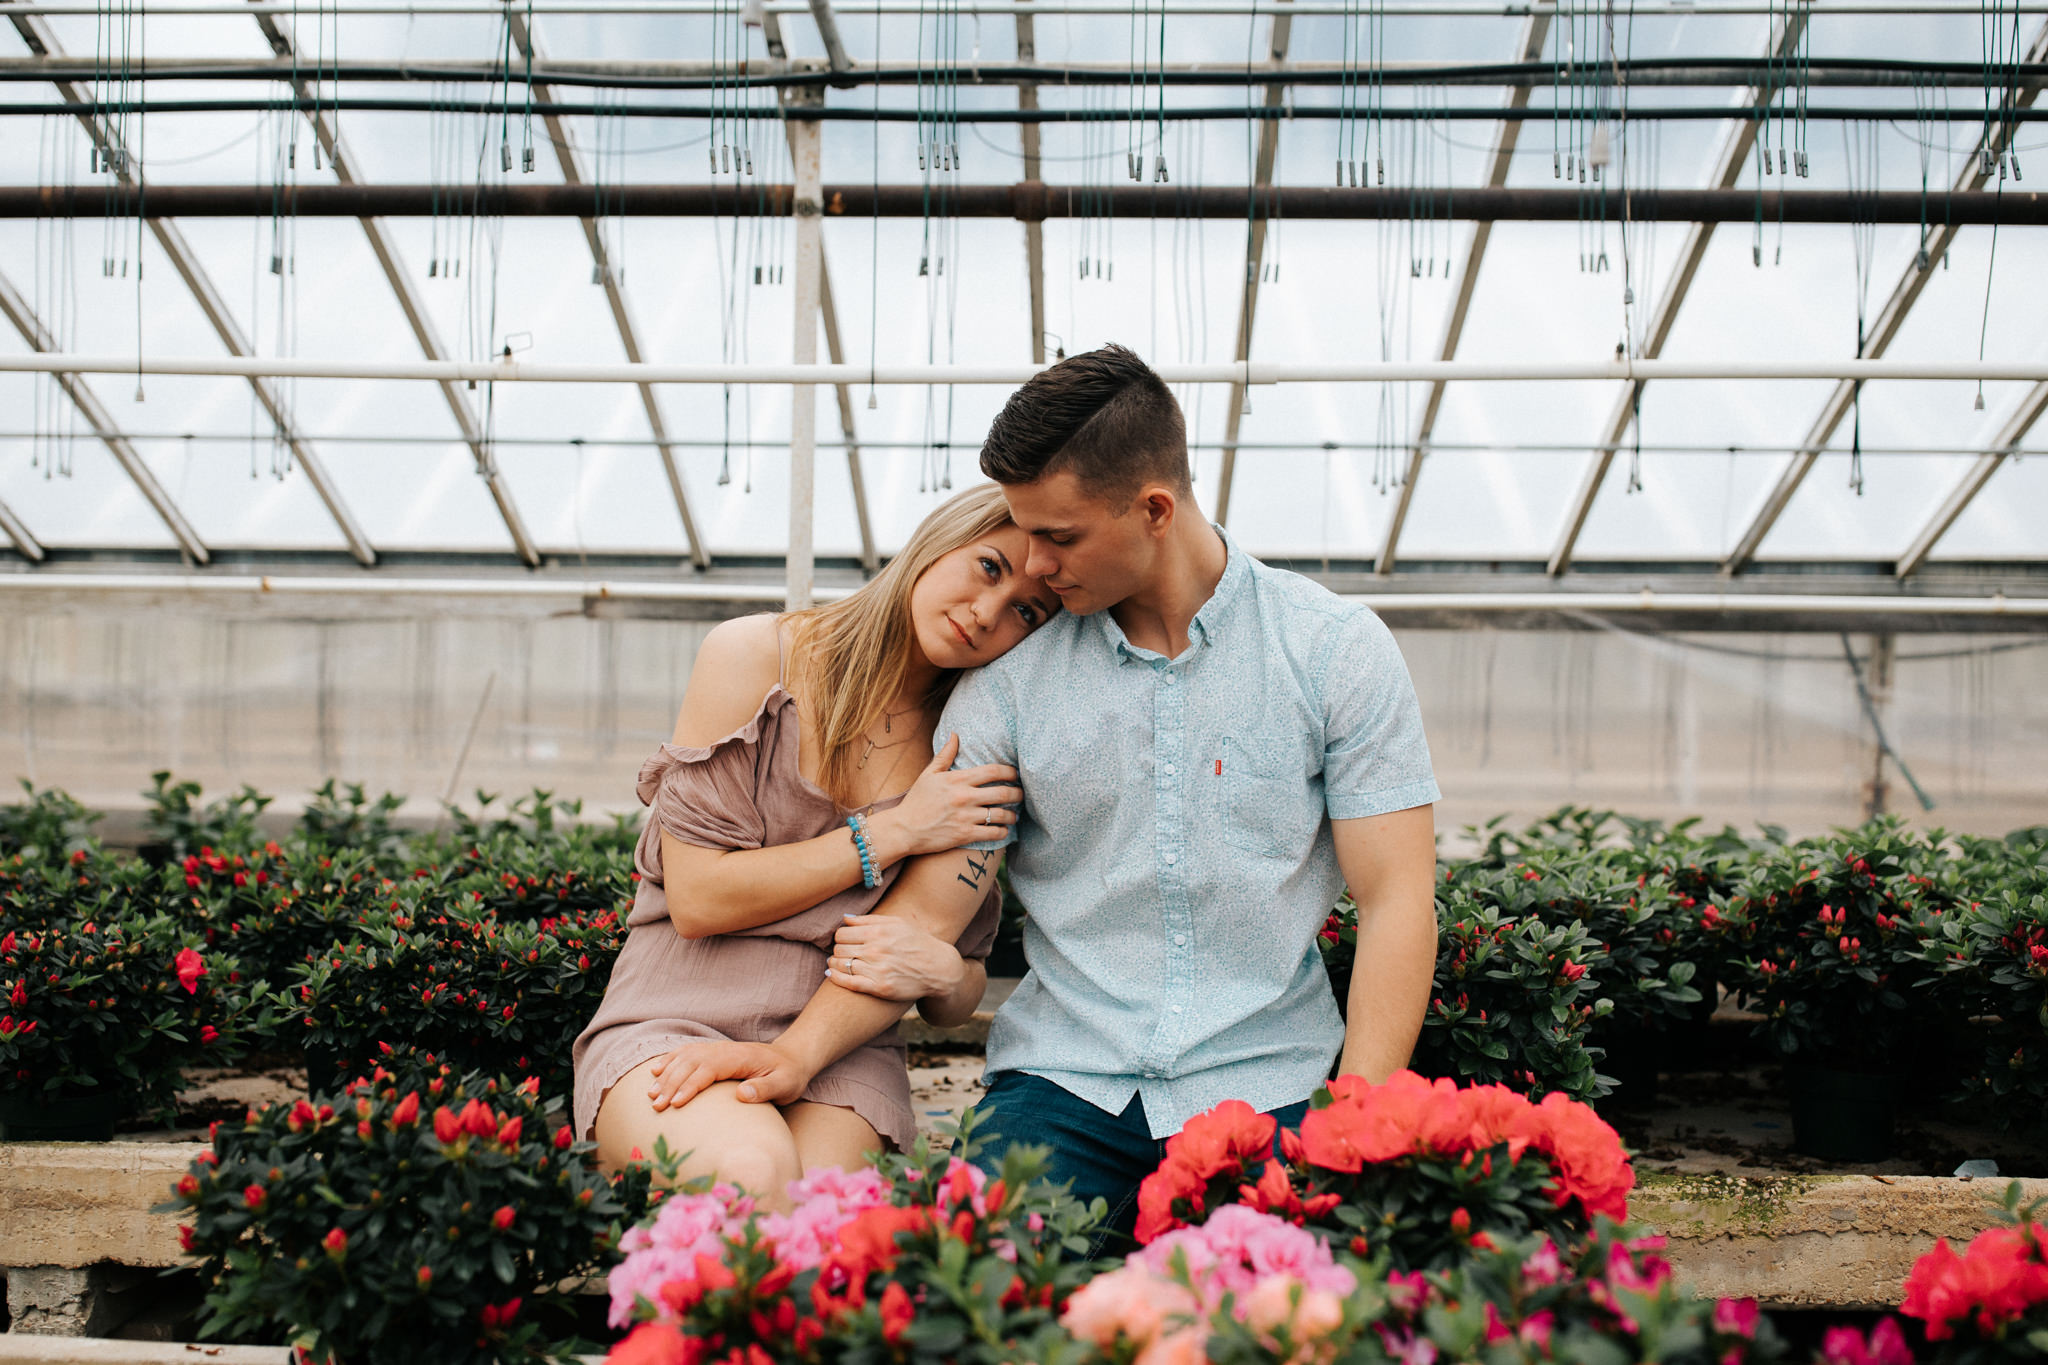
left=1154, top=154, right=1168, bottom=183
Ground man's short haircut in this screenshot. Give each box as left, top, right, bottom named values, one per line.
left=979, top=344, right=1191, bottom=507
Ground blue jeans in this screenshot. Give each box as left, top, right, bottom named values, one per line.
left=963, top=1071, right=1311, bottom=1254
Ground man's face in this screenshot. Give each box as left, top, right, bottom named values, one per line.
left=998, top=469, right=1163, bottom=617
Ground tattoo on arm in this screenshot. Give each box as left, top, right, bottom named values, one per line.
left=954, top=849, right=993, bottom=891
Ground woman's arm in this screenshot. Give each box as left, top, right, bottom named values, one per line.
left=820, top=913, right=990, bottom=1025
left=658, top=617, right=1022, bottom=940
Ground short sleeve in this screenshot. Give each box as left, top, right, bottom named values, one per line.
left=1320, top=608, right=1441, bottom=820
left=953, top=882, right=1005, bottom=962
left=934, top=667, right=1021, bottom=853
left=635, top=715, right=771, bottom=854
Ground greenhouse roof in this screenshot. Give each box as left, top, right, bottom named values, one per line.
left=1, top=0, right=2046, bottom=608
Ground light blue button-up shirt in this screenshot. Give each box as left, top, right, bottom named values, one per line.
left=935, top=527, right=1440, bottom=1137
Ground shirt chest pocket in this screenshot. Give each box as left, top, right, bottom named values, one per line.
left=1213, top=731, right=1320, bottom=859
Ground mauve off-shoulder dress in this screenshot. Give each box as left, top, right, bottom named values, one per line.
left=570, top=682, right=1002, bottom=1152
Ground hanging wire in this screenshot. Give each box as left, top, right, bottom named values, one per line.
left=1844, top=119, right=1877, bottom=494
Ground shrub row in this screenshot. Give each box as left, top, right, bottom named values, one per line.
left=3, top=779, right=2046, bottom=1136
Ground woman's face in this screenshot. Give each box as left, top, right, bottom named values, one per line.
left=908, top=526, right=1061, bottom=671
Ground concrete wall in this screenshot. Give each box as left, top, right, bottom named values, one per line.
left=3, top=592, right=2044, bottom=840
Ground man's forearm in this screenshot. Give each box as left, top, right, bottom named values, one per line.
left=1337, top=888, right=1437, bottom=1082
left=773, top=845, right=1003, bottom=1081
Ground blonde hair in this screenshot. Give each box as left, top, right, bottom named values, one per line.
left=784, top=484, right=1020, bottom=808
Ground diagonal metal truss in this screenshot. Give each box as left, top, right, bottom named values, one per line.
left=0, top=268, right=209, bottom=561
left=1375, top=8, right=1549, bottom=573
left=1896, top=379, right=2048, bottom=577
left=0, top=492, right=41, bottom=561
left=1213, top=0, right=1290, bottom=526
left=1016, top=0, right=1047, bottom=366
left=1547, top=9, right=1807, bottom=576
left=505, top=7, right=710, bottom=569
left=1722, top=18, right=2048, bottom=575
left=3, top=0, right=374, bottom=566
left=245, top=0, right=538, bottom=567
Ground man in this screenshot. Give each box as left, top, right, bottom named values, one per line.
left=654, top=345, right=1438, bottom=1236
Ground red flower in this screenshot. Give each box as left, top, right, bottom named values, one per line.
left=174, top=948, right=207, bottom=995
left=478, top=1297, right=523, bottom=1331
left=176, top=1174, right=200, bottom=1197
left=553, top=1123, right=574, bottom=1149
left=460, top=1099, right=498, bottom=1138
left=323, top=1227, right=348, bottom=1259
left=1450, top=1207, right=1472, bottom=1236
left=433, top=1107, right=462, bottom=1144
left=288, top=1099, right=318, bottom=1133
left=1902, top=1224, right=2048, bottom=1340
left=1558, top=960, right=1587, bottom=983
left=244, top=1184, right=267, bottom=1210
left=1713, top=1298, right=1761, bottom=1338
left=492, top=1205, right=516, bottom=1231
left=199, top=1025, right=220, bottom=1045
left=416, top=1266, right=434, bottom=1289
left=1819, top=1318, right=1914, bottom=1365
left=392, top=1092, right=420, bottom=1127
left=879, top=1281, right=915, bottom=1346
left=496, top=1117, right=523, bottom=1147
left=178, top=1225, right=196, bottom=1253
left=608, top=1321, right=699, bottom=1365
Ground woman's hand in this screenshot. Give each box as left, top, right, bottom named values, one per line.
left=825, top=914, right=968, bottom=1003
left=866, top=734, right=1022, bottom=863
left=646, top=1040, right=812, bottom=1111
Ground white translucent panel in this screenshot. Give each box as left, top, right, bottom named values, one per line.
left=491, top=442, right=691, bottom=555
left=1571, top=452, right=1784, bottom=561
left=322, top=443, right=519, bottom=551
left=0, top=373, right=180, bottom=551
left=1935, top=457, right=2048, bottom=561
left=132, top=435, right=351, bottom=550
left=1756, top=451, right=1973, bottom=561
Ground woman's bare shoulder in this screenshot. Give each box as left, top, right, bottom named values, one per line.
left=670, top=614, right=785, bottom=746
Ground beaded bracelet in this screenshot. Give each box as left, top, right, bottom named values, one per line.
left=847, top=813, right=879, bottom=889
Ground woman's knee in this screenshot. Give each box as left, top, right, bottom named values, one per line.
left=595, top=1073, right=803, bottom=1204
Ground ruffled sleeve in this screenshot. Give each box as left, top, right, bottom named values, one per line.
left=634, top=705, right=775, bottom=859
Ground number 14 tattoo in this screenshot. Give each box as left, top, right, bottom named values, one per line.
left=956, top=849, right=994, bottom=891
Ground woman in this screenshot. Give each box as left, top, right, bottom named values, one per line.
left=571, top=486, right=1057, bottom=1208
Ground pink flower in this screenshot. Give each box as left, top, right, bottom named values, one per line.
left=1061, top=1268, right=1204, bottom=1349
left=1712, top=1297, right=1760, bottom=1338
left=1819, top=1318, right=1914, bottom=1365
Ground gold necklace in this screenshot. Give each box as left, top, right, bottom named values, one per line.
left=856, top=729, right=919, bottom=771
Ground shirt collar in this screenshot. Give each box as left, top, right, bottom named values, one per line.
left=1100, top=522, right=1247, bottom=663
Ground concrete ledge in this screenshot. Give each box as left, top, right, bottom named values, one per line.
left=1634, top=1173, right=2048, bottom=1309
left=0, top=1144, right=203, bottom=1271
left=0, top=1341, right=287, bottom=1365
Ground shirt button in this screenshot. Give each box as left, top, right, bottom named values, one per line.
left=1172, top=1005, right=1184, bottom=1014
left=1173, top=933, right=1187, bottom=946
left=1163, top=673, right=1176, bottom=685
left=1163, top=763, right=1177, bottom=777
left=1163, top=851, right=1178, bottom=865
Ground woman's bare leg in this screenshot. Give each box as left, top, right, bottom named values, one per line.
left=594, top=1058, right=803, bottom=1211
left=782, top=1100, right=885, bottom=1176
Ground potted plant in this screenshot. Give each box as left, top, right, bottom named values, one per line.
left=166, top=1058, right=650, bottom=1364
left=0, top=781, right=104, bottom=863
left=0, top=889, right=257, bottom=1139
left=604, top=1116, right=1099, bottom=1365
left=1131, top=1072, right=1634, bottom=1272
left=289, top=897, right=626, bottom=1096
left=139, top=771, right=275, bottom=867
left=1920, top=887, right=2048, bottom=1136
left=1723, top=820, right=1954, bottom=1161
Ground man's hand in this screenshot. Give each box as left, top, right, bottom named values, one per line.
left=826, top=914, right=968, bottom=1003
left=645, top=1041, right=812, bottom=1111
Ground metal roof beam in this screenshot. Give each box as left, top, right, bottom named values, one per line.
left=245, top=0, right=537, bottom=568
left=0, top=269, right=209, bottom=562
left=1017, top=0, right=1046, bottom=365
left=1548, top=9, right=1807, bottom=576
left=1896, top=380, right=2048, bottom=578
left=1213, top=0, right=1290, bottom=526
left=1723, top=19, right=2048, bottom=576
left=1376, top=8, right=1549, bottom=574
left=0, top=492, right=45, bottom=561
left=505, top=8, right=709, bottom=569
left=3, top=0, right=373, bottom=567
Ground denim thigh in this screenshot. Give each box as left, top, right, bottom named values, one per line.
left=966, top=1073, right=1315, bottom=1252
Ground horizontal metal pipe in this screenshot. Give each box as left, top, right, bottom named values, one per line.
left=4, top=355, right=2047, bottom=383
left=4, top=572, right=2045, bottom=620
left=1, top=55, right=2038, bottom=88
left=1, top=0, right=2043, bottom=13
left=2, top=95, right=2043, bottom=122
left=6, top=183, right=2045, bottom=224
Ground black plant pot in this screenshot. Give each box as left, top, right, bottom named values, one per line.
left=0, top=1086, right=131, bottom=1141
left=1787, top=1064, right=1898, bottom=1162
left=1593, top=1028, right=1662, bottom=1105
